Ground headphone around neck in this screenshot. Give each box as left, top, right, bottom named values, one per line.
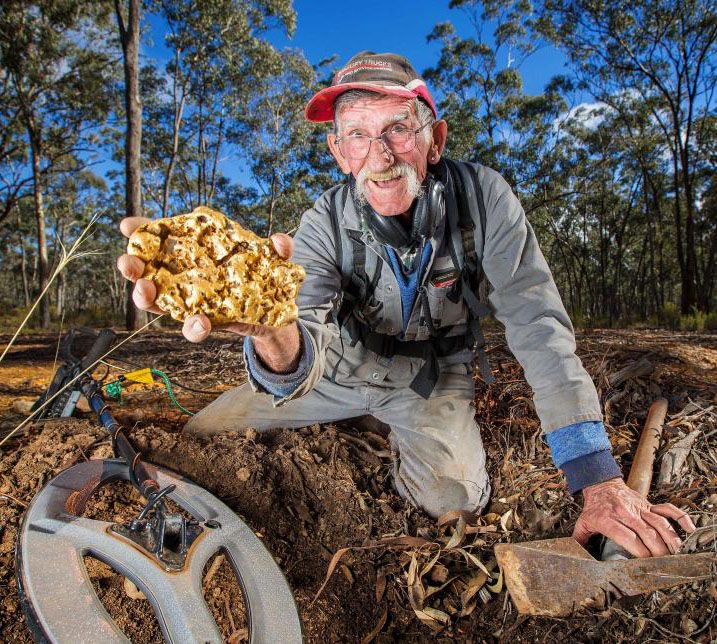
left=351, top=172, right=445, bottom=249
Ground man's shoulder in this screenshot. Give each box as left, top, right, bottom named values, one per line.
left=299, top=183, right=346, bottom=226
left=294, top=183, right=348, bottom=253
left=454, top=160, right=511, bottom=194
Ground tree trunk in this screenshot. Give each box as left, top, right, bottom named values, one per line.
left=162, top=48, right=187, bottom=218
left=267, top=170, right=277, bottom=236
left=115, top=0, right=146, bottom=330
left=208, top=112, right=224, bottom=203
left=17, top=210, right=30, bottom=307
left=27, top=116, right=50, bottom=328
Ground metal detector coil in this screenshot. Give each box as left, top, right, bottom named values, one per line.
left=17, top=458, right=303, bottom=643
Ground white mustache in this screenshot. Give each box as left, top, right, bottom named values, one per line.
left=364, top=166, right=405, bottom=182
left=354, top=162, right=423, bottom=209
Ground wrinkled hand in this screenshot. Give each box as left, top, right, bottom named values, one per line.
left=116, top=216, right=295, bottom=343
left=574, top=478, right=696, bottom=558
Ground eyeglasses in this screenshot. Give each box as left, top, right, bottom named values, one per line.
left=335, top=121, right=432, bottom=160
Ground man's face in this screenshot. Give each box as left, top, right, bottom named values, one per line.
left=327, top=95, right=446, bottom=217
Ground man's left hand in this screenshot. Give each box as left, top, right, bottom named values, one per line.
left=573, top=478, right=696, bottom=557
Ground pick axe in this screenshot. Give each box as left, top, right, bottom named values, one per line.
left=494, top=399, right=716, bottom=617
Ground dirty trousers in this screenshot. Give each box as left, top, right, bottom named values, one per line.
left=185, top=365, right=491, bottom=519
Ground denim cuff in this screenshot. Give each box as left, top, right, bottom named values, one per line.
left=545, top=421, right=611, bottom=468
left=243, top=322, right=314, bottom=397
left=561, top=450, right=623, bottom=494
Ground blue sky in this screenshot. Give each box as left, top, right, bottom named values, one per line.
left=141, top=0, right=572, bottom=190
left=266, top=0, right=570, bottom=97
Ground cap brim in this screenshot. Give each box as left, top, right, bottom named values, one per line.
left=305, top=82, right=436, bottom=122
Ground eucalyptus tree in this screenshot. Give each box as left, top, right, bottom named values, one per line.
left=230, top=49, right=320, bottom=236
left=423, top=0, right=554, bottom=178
left=0, top=0, right=115, bottom=327
left=140, top=0, right=296, bottom=220
left=113, top=0, right=145, bottom=329
left=537, top=0, right=717, bottom=312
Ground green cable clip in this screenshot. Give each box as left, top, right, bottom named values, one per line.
left=105, top=380, right=124, bottom=403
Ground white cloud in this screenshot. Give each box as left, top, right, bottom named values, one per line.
left=554, top=100, right=612, bottom=133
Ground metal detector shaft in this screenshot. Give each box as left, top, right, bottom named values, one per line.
left=73, top=328, right=160, bottom=499
left=79, top=376, right=160, bottom=499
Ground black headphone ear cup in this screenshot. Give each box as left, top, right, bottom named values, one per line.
left=430, top=179, right=445, bottom=229
left=411, top=190, right=429, bottom=239
left=367, top=212, right=411, bottom=247
left=411, top=176, right=444, bottom=239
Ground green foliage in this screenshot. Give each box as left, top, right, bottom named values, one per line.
left=71, top=304, right=122, bottom=328
left=429, top=0, right=716, bottom=321
left=706, top=313, right=717, bottom=332
left=652, top=303, right=682, bottom=330
left=536, top=0, right=717, bottom=313
left=679, top=310, right=710, bottom=333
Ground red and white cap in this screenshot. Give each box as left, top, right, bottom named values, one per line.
left=305, top=51, right=437, bottom=123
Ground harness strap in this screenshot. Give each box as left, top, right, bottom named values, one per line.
left=342, top=315, right=470, bottom=399
left=444, top=159, right=495, bottom=384
left=330, top=184, right=351, bottom=288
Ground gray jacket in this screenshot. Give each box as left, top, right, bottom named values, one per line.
left=268, top=163, right=602, bottom=434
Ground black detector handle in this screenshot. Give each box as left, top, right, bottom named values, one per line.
left=79, top=329, right=117, bottom=372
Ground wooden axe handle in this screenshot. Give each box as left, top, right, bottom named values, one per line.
left=601, top=398, right=669, bottom=561
left=626, top=398, right=668, bottom=497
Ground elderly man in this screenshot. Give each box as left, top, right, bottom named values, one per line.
left=119, top=51, right=694, bottom=557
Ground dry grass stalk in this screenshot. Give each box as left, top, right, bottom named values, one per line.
left=0, top=212, right=104, bottom=366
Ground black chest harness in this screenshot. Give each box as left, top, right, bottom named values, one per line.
left=327, top=158, right=495, bottom=398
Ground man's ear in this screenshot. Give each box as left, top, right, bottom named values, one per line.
left=431, top=120, right=448, bottom=160
left=327, top=133, right=352, bottom=174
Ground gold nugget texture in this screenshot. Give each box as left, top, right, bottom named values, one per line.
left=127, top=206, right=305, bottom=326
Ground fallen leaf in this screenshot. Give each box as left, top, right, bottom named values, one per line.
left=424, top=575, right=457, bottom=600
left=634, top=616, right=647, bottom=637
left=500, top=509, right=513, bottom=532
left=445, top=516, right=467, bottom=549
left=313, top=547, right=350, bottom=602
left=429, top=563, right=449, bottom=584
left=341, top=563, right=354, bottom=584
left=458, top=549, right=491, bottom=576
left=123, top=577, right=146, bottom=600
left=420, top=550, right=442, bottom=580
left=414, top=607, right=450, bottom=632
left=203, top=554, right=225, bottom=587
left=487, top=570, right=503, bottom=594
left=228, top=628, right=249, bottom=643
left=408, top=575, right=425, bottom=611
left=407, top=552, right=418, bottom=586
left=375, top=572, right=386, bottom=602
left=460, top=571, right=489, bottom=607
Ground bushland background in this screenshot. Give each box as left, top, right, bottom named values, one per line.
left=0, top=0, right=715, bottom=332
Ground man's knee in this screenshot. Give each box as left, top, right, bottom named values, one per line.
left=183, top=383, right=277, bottom=436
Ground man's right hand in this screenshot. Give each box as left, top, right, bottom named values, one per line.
left=116, top=216, right=297, bottom=347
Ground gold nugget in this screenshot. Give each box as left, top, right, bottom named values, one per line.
left=127, top=207, right=305, bottom=326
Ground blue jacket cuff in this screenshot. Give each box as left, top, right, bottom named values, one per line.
left=545, top=421, right=611, bottom=468
left=243, top=323, right=314, bottom=398
left=560, top=450, right=623, bottom=494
